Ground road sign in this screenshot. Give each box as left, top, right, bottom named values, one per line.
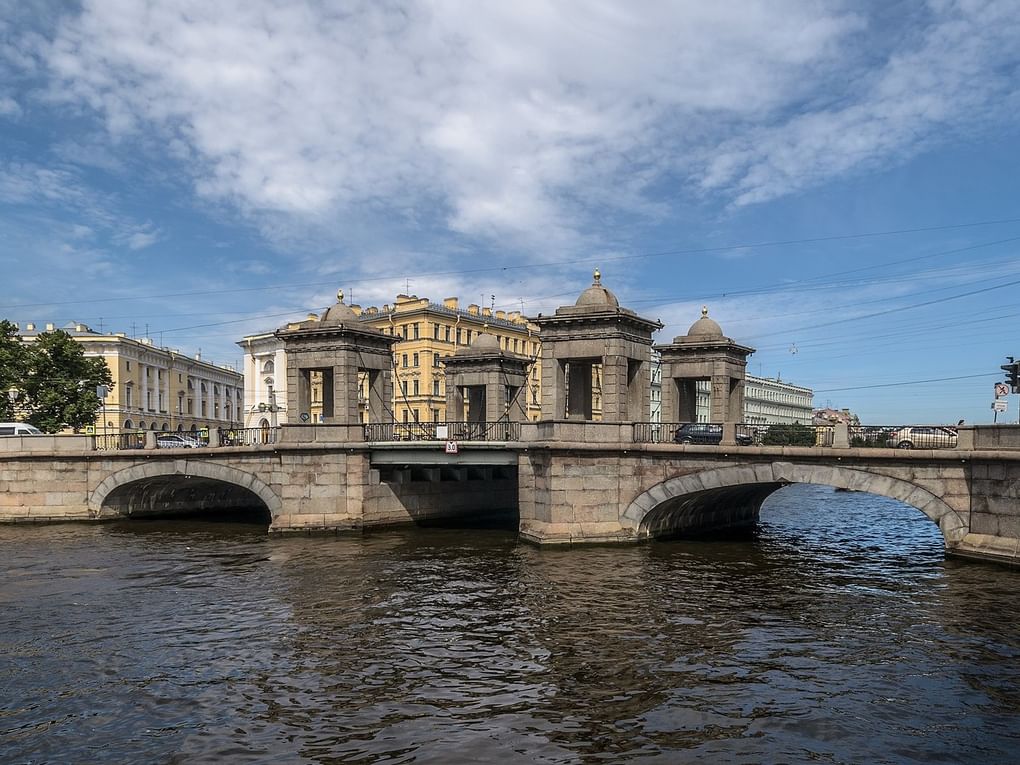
left=995, top=383, right=1010, bottom=398
left=445, top=441, right=459, bottom=454
left=992, top=400, right=1008, bottom=412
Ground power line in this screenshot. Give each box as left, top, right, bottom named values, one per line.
left=4, top=216, right=1020, bottom=311
left=815, top=372, right=997, bottom=393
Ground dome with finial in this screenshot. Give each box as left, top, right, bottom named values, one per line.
left=320, top=287, right=359, bottom=324
left=575, top=268, right=620, bottom=308
left=687, top=306, right=724, bottom=338
left=456, top=331, right=501, bottom=355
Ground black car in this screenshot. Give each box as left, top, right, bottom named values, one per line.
left=673, top=423, right=752, bottom=446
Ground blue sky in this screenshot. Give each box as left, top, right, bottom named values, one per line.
left=2, top=0, right=1019, bottom=424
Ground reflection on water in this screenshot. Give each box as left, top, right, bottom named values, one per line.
left=2, top=484, right=1019, bottom=764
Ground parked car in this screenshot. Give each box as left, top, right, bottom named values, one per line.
left=673, top=423, right=752, bottom=446
left=885, top=426, right=958, bottom=449
left=0, top=422, right=43, bottom=436
left=156, top=433, right=203, bottom=449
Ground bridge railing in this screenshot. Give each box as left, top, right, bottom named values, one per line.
left=217, top=426, right=280, bottom=447
left=364, top=421, right=522, bottom=442
left=94, top=431, right=146, bottom=451
left=635, top=422, right=961, bottom=449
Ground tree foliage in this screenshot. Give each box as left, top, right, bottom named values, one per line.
left=0, top=319, right=30, bottom=420
left=3, top=327, right=114, bottom=433
left=762, top=422, right=816, bottom=446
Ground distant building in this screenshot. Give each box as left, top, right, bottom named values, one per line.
left=812, top=407, right=859, bottom=426
left=690, top=374, right=813, bottom=424
left=743, top=375, right=814, bottom=425
left=16, top=321, right=243, bottom=433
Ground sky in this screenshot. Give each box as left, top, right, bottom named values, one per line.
left=2, top=0, right=1019, bottom=424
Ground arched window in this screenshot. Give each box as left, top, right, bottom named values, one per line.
left=124, top=419, right=133, bottom=430
left=262, top=359, right=275, bottom=375
left=190, top=425, right=197, bottom=432
left=161, top=423, right=169, bottom=431
left=138, top=420, right=146, bottom=430
left=150, top=423, right=158, bottom=430
left=176, top=424, right=183, bottom=432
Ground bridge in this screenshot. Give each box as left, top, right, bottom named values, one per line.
left=2, top=420, right=1020, bottom=566
left=3, top=275, right=1019, bottom=566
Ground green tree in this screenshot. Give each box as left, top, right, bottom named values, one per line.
left=22, top=330, right=113, bottom=433
left=0, top=319, right=30, bottom=420
left=762, top=422, right=816, bottom=446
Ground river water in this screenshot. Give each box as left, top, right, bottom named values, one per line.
left=2, top=483, right=1019, bottom=764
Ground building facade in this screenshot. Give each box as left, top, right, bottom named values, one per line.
left=742, top=375, right=814, bottom=424
left=17, top=322, right=244, bottom=434
left=690, top=374, right=813, bottom=424
left=239, top=294, right=543, bottom=425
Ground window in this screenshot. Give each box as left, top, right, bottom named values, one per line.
left=262, top=359, right=274, bottom=374
left=403, top=410, right=409, bottom=423
left=413, top=323, right=419, bottom=339
left=401, top=324, right=408, bottom=339
left=433, top=408, right=440, bottom=422
left=433, top=353, right=440, bottom=367
left=413, top=379, right=419, bottom=395
left=456, top=328, right=462, bottom=345
left=412, top=408, right=419, bottom=422
left=402, top=353, right=408, bottom=368
left=125, top=387, right=132, bottom=408
left=513, top=338, right=519, bottom=352
left=433, top=379, right=440, bottom=396
left=433, top=323, right=440, bottom=339
left=445, top=326, right=451, bottom=342
left=126, top=361, right=131, bottom=371
left=466, top=329, right=472, bottom=345
left=401, top=380, right=408, bottom=395
left=412, top=353, right=419, bottom=367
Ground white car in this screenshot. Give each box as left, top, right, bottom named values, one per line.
left=886, top=426, right=958, bottom=449
left=0, top=422, right=43, bottom=436
left=156, top=433, right=203, bottom=449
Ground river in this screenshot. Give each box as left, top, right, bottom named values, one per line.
left=2, top=483, right=1019, bottom=764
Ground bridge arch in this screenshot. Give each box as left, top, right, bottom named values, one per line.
left=622, top=461, right=967, bottom=546
left=90, top=460, right=283, bottom=520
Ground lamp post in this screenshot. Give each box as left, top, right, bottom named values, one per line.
left=7, top=387, right=19, bottom=420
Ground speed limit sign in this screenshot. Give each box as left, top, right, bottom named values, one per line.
left=995, top=383, right=1010, bottom=398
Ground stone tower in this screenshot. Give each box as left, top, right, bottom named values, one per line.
left=655, top=307, right=754, bottom=423
left=275, top=290, right=397, bottom=427
left=534, top=270, right=662, bottom=422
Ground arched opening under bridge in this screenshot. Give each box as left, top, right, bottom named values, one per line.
left=623, top=462, right=967, bottom=551
left=91, top=461, right=281, bottom=525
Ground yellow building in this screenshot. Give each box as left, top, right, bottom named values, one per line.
left=238, top=295, right=543, bottom=425
left=355, top=295, right=543, bottom=423
left=17, top=321, right=244, bottom=434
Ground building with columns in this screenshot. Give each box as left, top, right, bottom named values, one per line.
left=15, top=321, right=243, bottom=434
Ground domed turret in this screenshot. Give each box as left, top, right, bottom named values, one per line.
left=687, top=306, right=723, bottom=338
left=320, top=288, right=359, bottom=324
left=575, top=268, right=619, bottom=308
left=456, top=331, right=501, bottom=355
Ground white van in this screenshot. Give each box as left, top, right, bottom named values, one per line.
left=0, top=422, right=44, bottom=436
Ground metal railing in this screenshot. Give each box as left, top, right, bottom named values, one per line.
left=94, top=431, right=146, bottom=451
left=364, top=421, right=522, bottom=442
left=857, top=424, right=958, bottom=450
left=218, top=426, right=280, bottom=446
left=634, top=421, right=960, bottom=449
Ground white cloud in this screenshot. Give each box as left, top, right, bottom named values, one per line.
left=34, top=0, right=1020, bottom=253
left=39, top=1, right=857, bottom=246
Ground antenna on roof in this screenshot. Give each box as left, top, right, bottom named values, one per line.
left=98, top=317, right=104, bottom=333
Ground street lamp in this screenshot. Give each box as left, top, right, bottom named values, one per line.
left=7, top=387, right=19, bottom=419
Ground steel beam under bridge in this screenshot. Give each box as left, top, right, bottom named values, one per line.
left=369, top=443, right=518, bottom=466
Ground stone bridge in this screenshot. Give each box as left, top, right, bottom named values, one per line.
left=3, top=422, right=1020, bottom=566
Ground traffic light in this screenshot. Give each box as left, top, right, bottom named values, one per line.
left=1002, top=357, right=1020, bottom=393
